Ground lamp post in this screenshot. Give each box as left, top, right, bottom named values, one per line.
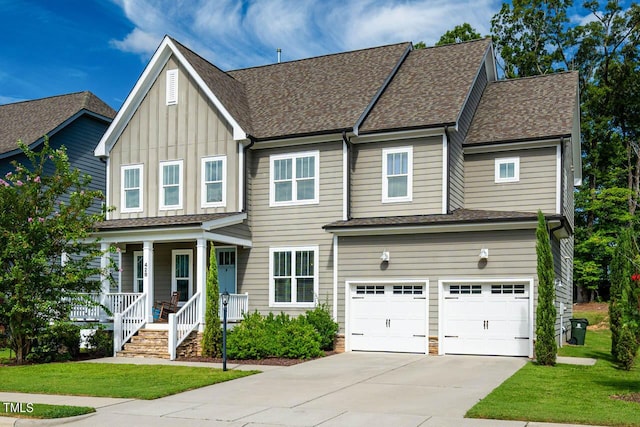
left=221, top=290, right=229, bottom=371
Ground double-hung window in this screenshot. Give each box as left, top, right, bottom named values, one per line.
left=495, top=157, right=520, bottom=183
left=269, top=246, right=318, bottom=307
left=121, top=164, right=143, bottom=213
left=160, top=160, right=183, bottom=209
left=270, top=151, right=319, bottom=206
left=201, top=156, right=226, bottom=207
left=172, top=249, right=192, bottom=303
left=382, top=146, right=413, bottom=202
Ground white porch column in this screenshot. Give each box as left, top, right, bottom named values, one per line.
left=143, top=241, right=154, bottom=322
left=196, top=238, right=207, bottom=326
left=99, top=243, right=111, bottom=322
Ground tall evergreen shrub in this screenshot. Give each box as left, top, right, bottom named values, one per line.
left=201, top=242, right=222, bottom=357
left=535, top=210, right=557, bottom=365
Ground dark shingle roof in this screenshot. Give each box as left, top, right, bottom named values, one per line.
left=0, top=91, right=115, bottom=155
left=465, top=71, right=579, bottom=145
left=359, top=38, right=492, bottom=133
left=171, top=38, right=254, bottom=135
left=228, top=43, right=411, bottom=140
left=324, top=208, right=560, bottom=230
left=96, top=213, right=242, bottom=231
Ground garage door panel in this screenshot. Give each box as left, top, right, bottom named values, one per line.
left=443, top=282, right=530, bottom=357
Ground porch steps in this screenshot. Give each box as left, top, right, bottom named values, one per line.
left=117, top=329, right=170, bottom=359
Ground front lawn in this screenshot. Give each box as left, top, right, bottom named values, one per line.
left=0, top=403, right=95, bottom=419
left=467, top=329, right=640, bottom=426
left=0, top=363, right=259, bottom=400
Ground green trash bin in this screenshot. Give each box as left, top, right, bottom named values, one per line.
left=569, top=318, right=589, bottom=345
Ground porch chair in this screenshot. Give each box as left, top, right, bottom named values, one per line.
left=153, top=291, right=180, bottom=322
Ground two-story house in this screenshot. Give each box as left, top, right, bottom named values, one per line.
left=93, top=36, right=580, bottom=359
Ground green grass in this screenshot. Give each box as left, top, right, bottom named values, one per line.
left=0, top=363, right=259, bottom=400
left=467, top=330, right=640, bottom=426
left=0, top=403, right=94, bottom=419
left=0, top=347, right=12, bottom=363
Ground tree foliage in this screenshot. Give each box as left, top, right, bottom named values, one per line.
left=535, top=211, right=557, bottom=365
left=436, top=23, right=482, bottom=45
left=491, top=0, right=640, bottom=301
left=0, top=139, right=107, bottom=364
left=201, top=242, right=222, bottom=357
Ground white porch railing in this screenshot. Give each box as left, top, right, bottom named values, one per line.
left=69, top=293, right=140, bottom=321
left=168, top=292, right=202, bottom=361
left=220, top=293, right=249, bottom=321
left=113, top=293, right=147, bottom=356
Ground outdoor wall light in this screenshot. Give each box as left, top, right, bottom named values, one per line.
left=479, top=248, right=489, bottom=259
left=380, top=250, right=390, bottom=262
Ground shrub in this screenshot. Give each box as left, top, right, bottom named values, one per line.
left=535, top=210, right=557, bottom=366
left=87, top=326, right=113, bottom=358
left=27, top=322, right=80, bottom=363
left=301, top=304, right=338, bottom=350
left=615, top=323, right=638, bottom=370
left=202, top=243, right=222, bottom=357
left=226, top=310, right=324, bottom=360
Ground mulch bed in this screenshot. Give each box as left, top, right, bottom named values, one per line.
left=611, top=393, right=640, bottom=404
left=180, top=351, right=338, bottom=366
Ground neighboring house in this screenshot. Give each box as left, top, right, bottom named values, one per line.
left=93, top=36, right=580, bottom=359
left=0, top=91, right=116, bottom=214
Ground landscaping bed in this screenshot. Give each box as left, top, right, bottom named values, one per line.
left=181, top=351, right=338, bottom=366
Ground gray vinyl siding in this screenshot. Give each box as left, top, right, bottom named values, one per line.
left=464, top=146, right=557, bottom=213
left=119, top=245, right=138, bottom=293
left=552, top=235, right=573, bottom=344
left=241, top=141, right=343, bottom=316
left=0, top=115, right=110, bottom=214
left=350, top=137, right=443, bottom=217
left=336, top=229, right=538, bottom=336
left=109, top=56, right=239, bottom=219
left=449, top=62, right=488, bottom=211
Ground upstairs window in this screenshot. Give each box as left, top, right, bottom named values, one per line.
left=160, top=160, right=183, bottom=209
left=382, top=146, right=413, bottom=203
left=121, top=164, right=143, bottom=213
left=166, top=69, right=178, bottom=105
left=201, top=156, right=226, bottom=208
left=270, top=151, right=319, bottom=206
left=495, top=157, right=520, bottom=183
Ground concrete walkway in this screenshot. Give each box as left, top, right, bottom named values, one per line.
left=0, top=353, right=605, bottom=427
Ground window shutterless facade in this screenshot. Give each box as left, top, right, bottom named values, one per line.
left=121, top=164, right=143, bottom=213
left=160, top=160, right=183, bottom=209
left=495, top=157, right=520, bottom=183
left=269, top=151, right=319, bottom=206
left=382, top=146, right=413, bottom=203
left=269, top=246, right=318, bottom=307
left=201, top=156, right=226, bottom=208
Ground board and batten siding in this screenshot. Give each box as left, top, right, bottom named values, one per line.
left=240, top=141, right=343, bottom=316
left=464, top=146, right=557, bottom=213
left=336, top=229, right=539, bottom=336
left=109, top=57, right=239, bottom=219
left=350, top=137, right=443, bottom=217
left=448, top=62, right=489, bottom=211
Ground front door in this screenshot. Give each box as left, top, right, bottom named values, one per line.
left=216, top=248, right=236, bottom=294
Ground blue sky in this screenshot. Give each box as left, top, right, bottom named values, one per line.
left=0, top=0, right=606, bottom=110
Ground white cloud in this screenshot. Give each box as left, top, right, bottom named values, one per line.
left=110, top=0, right=501, bottom=69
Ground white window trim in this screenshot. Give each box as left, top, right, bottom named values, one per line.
left=200, top=155, right=227, bottom=208
left=133, top=251, right=143, bottom=293
left=159, top=160, right=183, bottom=210
left=495, top=157, right=520, bottom=183
left=166, top=69, right=178, bottom=105
left=120, top=164, right=143, bottom=213
left=269, top=246, right=319, bottom=308
left=382, top=146, right=413, bottom=203
left=172, top=249, right=193, bottom=302
left=269, top=151, right=320, bottom=207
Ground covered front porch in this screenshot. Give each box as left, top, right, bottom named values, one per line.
left=89, top=212, right=252, bottom=359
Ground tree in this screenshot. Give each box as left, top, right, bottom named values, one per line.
left=0, top=139, right=107, bottom=364
left=609, top=228, right=640, bottom=369
left=436, top=23, right=482, bottom=46
left=201, top=242, right=222, bottom=357
left=535, top=211, right=557, bottom=365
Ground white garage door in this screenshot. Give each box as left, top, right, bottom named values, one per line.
left=349, top=282, right=427, bottom=353
left=443, top=282, right=530, bottom=357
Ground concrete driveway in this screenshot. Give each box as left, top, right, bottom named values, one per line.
left=15, top=352, right=529, bottom=426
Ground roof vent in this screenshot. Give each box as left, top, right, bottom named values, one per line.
left=277, top=48, right=282, bottom=63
